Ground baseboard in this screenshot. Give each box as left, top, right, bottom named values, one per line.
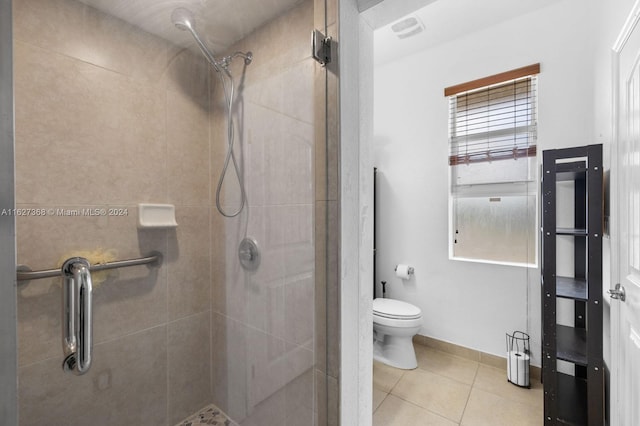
left=413, top=335, right=541, bottom=381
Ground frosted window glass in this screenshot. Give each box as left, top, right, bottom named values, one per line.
left=448, top=72, right=538, bottom=266
left=452, top=195, right=536, bottom=265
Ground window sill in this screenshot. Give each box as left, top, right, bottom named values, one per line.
left=450, top=255, right=538, bottom=269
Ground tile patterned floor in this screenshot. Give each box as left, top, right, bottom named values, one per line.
left=373, top=345, right=543, bottom=425
left=175, top=404, right=238, bottom=426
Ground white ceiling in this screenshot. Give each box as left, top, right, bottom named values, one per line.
left=77, top=0, right=305, bottom=53
left=78, top=0, right=561, bottom=67
left=374, top=0, right=560, bottom=66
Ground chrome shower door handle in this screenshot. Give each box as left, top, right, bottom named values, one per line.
left=62, top=257, right=93, bottom=375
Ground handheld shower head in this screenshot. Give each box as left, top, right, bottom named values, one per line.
left=171, top=7, right=218, bottom=67
left=170, top=7, right=252, bottom=217
left=171, top=7, right=252, bottom=73
left=171, top=7, right=195, bottom=31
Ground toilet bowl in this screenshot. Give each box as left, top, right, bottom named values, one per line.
left=373, top=298, right=422, bottom=369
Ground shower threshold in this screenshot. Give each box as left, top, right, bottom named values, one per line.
left=175, top=403, right=238, bottom=426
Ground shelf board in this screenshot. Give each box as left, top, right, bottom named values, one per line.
left=556, top=228, right=588, bottom=236
left=556, top=276, right=587, bottom=301
left=556, top=372, right=588, bottom=425
left=555, top=161, right=587, bottom=182
left=556, top=325, right=587, bottom=366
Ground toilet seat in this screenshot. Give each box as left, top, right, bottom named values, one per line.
left=373, top=298, right=422, bottom=320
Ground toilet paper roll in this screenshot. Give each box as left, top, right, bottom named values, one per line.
left=395, top=264, right=412, bottom=280
left=507, top=351, right=530, bottom=387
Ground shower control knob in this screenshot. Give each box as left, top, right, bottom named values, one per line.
left=238, top=237, right=260, bottom=271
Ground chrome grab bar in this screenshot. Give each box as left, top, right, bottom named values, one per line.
left=61, top=257, right=93, bottom=375
left=17, top=253, right=161, bottom=282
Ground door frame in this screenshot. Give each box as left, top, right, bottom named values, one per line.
left=610, top=1, right=640, bottom=424
left=0, top=0, right=17, bottom=424
left=338, top=1, right=437, bottom=424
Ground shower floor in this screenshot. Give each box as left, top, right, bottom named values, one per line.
left=175, top=404, right=237, bottom=426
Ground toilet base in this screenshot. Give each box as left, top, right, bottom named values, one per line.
left=373, top=332, right=418, bottom=370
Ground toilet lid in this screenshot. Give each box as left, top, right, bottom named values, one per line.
left=373, top=298, right=422, bottom=320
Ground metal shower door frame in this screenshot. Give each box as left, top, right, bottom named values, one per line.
left=0, top=0, right=18, bottom=424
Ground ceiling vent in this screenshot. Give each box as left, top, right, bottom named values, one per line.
left=390, top=16, right=424, bottom=39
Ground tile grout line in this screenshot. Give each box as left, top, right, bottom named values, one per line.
left=387, top=369, right=405, bottom=395
left=380, top=391, right=464, bottom=425
left=473, top=363, right=544, bottom=408
left=385, top=366, right=469, bottom=424
left=413, top=348, right=480, bottom=387
left=374, top=349, right=542, bottom=425
left=372, top=391, right=389, bottom=415
left=458, top=363, right=481, bottom=425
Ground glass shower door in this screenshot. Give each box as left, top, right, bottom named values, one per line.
left=5, top=0, right=330, bottom=424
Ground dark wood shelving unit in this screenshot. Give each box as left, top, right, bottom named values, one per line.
left=557, top=373, right=588, bottom=426
left=541, top=144, right=604, bottom=425
left=556, top=277, right=588, bottom=301
left=556, top=325, right=587, bottom=366
left=556, top=228, right=588, bottom=236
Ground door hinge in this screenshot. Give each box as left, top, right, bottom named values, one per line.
left=312, top=29, right=332, bottom=66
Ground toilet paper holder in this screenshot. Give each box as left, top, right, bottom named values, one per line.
left=394, top=265, right=415, bottom=275
left=506, top=331, right=531, bottom=388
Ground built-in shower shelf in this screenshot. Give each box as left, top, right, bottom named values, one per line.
left=138, top=203, right=177, bottom=228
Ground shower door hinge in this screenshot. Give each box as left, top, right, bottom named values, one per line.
left=312, top=30, right=332, bottom=66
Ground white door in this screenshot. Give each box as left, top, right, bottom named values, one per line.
left=613, top=4, right=640, bottom=425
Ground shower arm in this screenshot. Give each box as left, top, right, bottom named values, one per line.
left=218, top=51, right=253, bottom=69
left=186, top=26, right=252, bottom=72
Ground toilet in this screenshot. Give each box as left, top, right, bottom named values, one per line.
left=373, top=298, right=423, bottom=369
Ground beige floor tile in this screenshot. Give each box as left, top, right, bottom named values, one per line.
left=461, top=388, right=542, bottom=426
left=373, top=361, right=405, bottom=393
left=392, top=368, right=471, bottom=423
left=416, top=336, right=480, bottom=362
left=374, top=395, right=458, bottom=426
left=416, top=345, right=479, bottom=385
left=373, top=388, right=388, bottom=413
left=473, top=364, right=543, bottom=409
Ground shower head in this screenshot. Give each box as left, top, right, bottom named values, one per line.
left=171, top=7, right=195, bottom=31
left=171, top=7, right=218, bottom=68
left=171, top=7, right=252, bottom=73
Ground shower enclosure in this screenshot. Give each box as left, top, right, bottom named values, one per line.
left=0, top=0, right=336, bottom=424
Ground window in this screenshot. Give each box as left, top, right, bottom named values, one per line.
left=445, top=64, right=539, bottom=266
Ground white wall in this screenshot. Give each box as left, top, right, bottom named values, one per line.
left=340, top=0, right=375, bottom=424
left=373, top=0, right=600, bottom=365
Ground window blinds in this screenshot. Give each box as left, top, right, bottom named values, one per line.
left=447, top=68, right=538, bottom=166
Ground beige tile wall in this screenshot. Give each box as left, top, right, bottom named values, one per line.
left=14, top=0, right=214, bottom=424
left=209, top=1, right=319, bottom=425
